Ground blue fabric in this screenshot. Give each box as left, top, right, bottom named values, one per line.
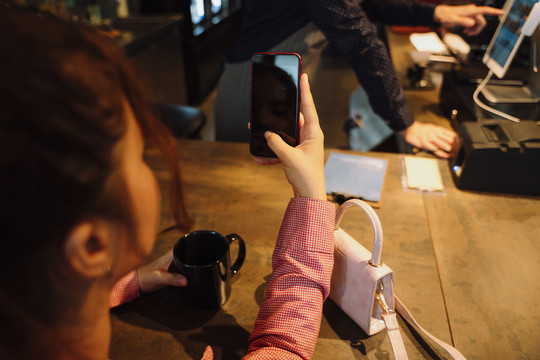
left=347, top=86, right=393, bottom=151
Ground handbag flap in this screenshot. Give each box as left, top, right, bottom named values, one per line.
left=330, top=226, right=394, bottom=336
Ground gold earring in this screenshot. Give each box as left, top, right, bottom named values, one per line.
left=103, top=263, right=112, bottom=277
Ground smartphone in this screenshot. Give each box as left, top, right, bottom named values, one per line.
left=249, top=52, right=301, bottom=157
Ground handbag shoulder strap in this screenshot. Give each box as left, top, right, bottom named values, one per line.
left=335, top=199, right=383, bottom=266
left=375, top=293, right=467, bottom=360
left=382, top=312, right=408, bottom=359
left=394, top=296, right=467, bottom=360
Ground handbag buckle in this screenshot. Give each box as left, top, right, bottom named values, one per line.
left=375, top=281, right=393, bottom=315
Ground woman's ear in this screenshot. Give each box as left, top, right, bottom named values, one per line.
left=64, top=219, right=114, bottom=279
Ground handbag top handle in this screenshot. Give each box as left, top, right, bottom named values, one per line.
left=335, top=199, right=384, bottom=267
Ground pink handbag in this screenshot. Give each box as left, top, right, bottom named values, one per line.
left=330, top=199, right=467, bottom=360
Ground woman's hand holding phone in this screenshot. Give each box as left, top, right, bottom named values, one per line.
left=253, top=74, right=326, bottom=201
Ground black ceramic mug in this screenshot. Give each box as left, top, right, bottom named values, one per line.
left=172, top=230, right=246, bottom=309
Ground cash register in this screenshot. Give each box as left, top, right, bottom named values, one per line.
left=451, top=120, right=540, bottom=195
left=444, top=0, right=540, bottom=195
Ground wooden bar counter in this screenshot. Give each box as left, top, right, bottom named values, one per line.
left=109, top=137, right=540, bottom=359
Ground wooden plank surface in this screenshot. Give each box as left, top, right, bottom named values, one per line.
left=424, top=160, right=540, bottom=359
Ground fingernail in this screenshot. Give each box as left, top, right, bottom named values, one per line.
left=177, top=277, right=187, bottom=286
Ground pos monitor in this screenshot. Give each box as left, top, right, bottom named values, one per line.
left=480, top=0, right=540, bottom=103
left=483, top=0, right=537, bottom=78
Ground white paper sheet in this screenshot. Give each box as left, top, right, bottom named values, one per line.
left=409, top=32, right=449, bottom=54
left=404, top=156, right=444, bottom=191
left=325, top=152, right=388, bottom=203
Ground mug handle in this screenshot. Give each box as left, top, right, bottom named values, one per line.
left=226, top=233, right=246, bottom=276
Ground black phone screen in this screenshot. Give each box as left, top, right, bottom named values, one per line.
left=250, top=53, right=301, bottom=157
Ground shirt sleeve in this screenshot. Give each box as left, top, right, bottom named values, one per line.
left=243, top=197, right=336, bottom=359
left=109, top=270, right=141, bottom=308
left=295, top=0, right=435, bottom=131
left=361, top=0, right=437, bottom=27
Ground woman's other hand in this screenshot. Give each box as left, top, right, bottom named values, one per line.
left=137, top=250, right=187, bottom=294
left=253, top=74, right=326, bottom=201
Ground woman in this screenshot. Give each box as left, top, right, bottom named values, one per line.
left=0, top=4, right=335, bottom=359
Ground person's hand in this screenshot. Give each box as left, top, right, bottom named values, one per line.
left=434, top=4, right=504, bottom=36
left=399, top=122, right=457, bottom=159
left=137, top=250, right=187, bottom=294
left=253, top=74, right=326, bottom=200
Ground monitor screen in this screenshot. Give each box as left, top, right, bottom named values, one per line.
left=483, top=0, right=539, bottom=78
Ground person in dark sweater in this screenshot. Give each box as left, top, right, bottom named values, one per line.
left=214, top=0, right=502, bottom=158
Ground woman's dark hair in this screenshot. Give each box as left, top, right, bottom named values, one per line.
left=0, top=3, right=191, bottom=358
